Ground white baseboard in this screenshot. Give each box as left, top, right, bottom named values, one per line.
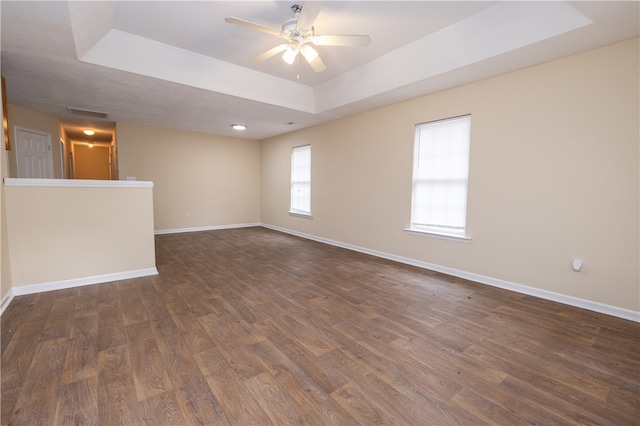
left=9, top=267, right=159, bottom=298
left=155, top=222, right=261, bottom=235
left=261, top=224, right=640, bottom=323
left=0, top=288, right=15, bottom=317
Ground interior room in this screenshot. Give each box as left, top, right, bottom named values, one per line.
left=0, top=1, right=638, bottom=424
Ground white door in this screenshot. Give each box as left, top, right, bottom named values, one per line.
left=15, top=127, right=53, bottom=178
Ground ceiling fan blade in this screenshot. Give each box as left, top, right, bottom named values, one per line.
left=312, top=34, right=371, bottom=47
left=225, top=17, right=282, bottom=37
left=251, top=44, right=288, bottom=63
left=299, top=44, right=325, bottom=72
left=306, top=52, right=326, bottom=73
left=298, top=0, right=324, bottom=30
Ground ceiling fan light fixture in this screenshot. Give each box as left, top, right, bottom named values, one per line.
left=300, top=44, right=318, bottom=62
left=282, top=42, right=299, bottom=64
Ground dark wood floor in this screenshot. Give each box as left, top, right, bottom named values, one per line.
left=1, top=227, right=638, bottom=425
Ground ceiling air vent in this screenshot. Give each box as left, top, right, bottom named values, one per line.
left=66, top=107, right=108, bottom=119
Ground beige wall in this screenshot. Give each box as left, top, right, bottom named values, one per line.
left=117, top=123, right=261, bottom=232
left=4, top=182, right=156, bottom=287
left=7, top=104, right=62, bottom=178
left=261, top=38, right=639, bottom=312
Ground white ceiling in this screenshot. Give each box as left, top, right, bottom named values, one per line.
left=1, top=1, right=638, bottom=142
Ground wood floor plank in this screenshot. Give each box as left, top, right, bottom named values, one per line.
left=97, top=345, right=144, bottom=425
left=269, top=339, right=349, bottom=395
left=0, top=327, right=40, bottom=394
left=1, top=295, right=38, bottom=356
left=54, top=376, right=99, bottom=425
left=96, top=299, right=127, bottom=351
left=167, top=308, right=217, bottom=354
left=137, top=278, right=175, bottom=322
left=499, top=374, right=623, bottom=425
left=326, top=327, right=487, bottom=425
left=120, top=290, right=148, bottom=326
left=464, top=341, right=611, bottom=401
left=198, top=313, right=266, bottom=380
left=461, top=343, right=624, bottom=423
left=451, top=387, right=541, bottom=426
left=0, top=387, right=20, bottom=425
left=40, top=296, right=76, bottom=341
left=125, top=322, right=172, bottom=401
left=204, top=295, right=267, bottom=345
left=323, top=348, right=449, bottom=425
left=60, top=315, right=98, bottom=385
left=9, top=337, right=68, bottom=425
left=174, top=282, right=217, bottom=316
left=1, top=227, right=638, bottom=425
left=330, top=382, right=402, bottom=425
left=72, top=284, right=99, bottom=319
left=244, top=371, right=306, bottom=425
left=203, top=358, right=273, bottom=425
left=149, top=318, right=231, bottom=426
left=252, top=339, right=377, bottom=425
left=0, top=324, right=44, bottom=422
left=137, top=390, right=186, bottom=426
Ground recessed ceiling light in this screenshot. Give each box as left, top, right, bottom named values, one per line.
left=231, top=124, right=247, bottom=131
left=83, top=129, right=95, bottom=136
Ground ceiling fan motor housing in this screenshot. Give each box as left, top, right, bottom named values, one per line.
left=282, top=17, right=299, bottom=36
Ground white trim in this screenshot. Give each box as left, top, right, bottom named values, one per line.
left=0, top=289, right=15, bottom=317
left=260, top=223, right=640, bottom=323
left=288, top=211, right=313, bottom=219
left=4, top=178, right=153, bottom=188
left=154, top=222, right=261, bottom=235
left=10, top=268, right=158, bottom=297
left=404, top=228, right=472, bottom=243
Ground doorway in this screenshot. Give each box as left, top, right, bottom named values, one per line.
left=72, top=141, right=112, bottom=180
left=14, top=126, right=53, bottom=178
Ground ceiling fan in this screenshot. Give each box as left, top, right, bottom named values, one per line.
left=225, top=1, right=371, bottom=72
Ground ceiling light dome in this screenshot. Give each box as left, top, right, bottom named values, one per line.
left=231, top=123, right=247, bottom=131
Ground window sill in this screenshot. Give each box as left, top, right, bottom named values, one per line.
left=404, top=228, right=472, bottom=243
left=289, top=211, right=313, bottom=219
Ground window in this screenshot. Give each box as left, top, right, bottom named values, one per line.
left=290, top=144, right=311, bottom=215
left=410, top=115, right=471, bottom=238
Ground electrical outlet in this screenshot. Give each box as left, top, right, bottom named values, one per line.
left=185, top=211, right=191, bottom=217
left=572, top=259, right=583, bottom=272
left=393, top=231, right=400, bottom=239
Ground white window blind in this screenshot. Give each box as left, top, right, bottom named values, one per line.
left=411, top=115, right=471, bottom=237
left=290, top=144, right=311, bottom=215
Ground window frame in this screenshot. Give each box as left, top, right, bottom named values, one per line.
left=289, top=144, right=312, bottom=217
left=407, top=114, right=472, bottom=242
